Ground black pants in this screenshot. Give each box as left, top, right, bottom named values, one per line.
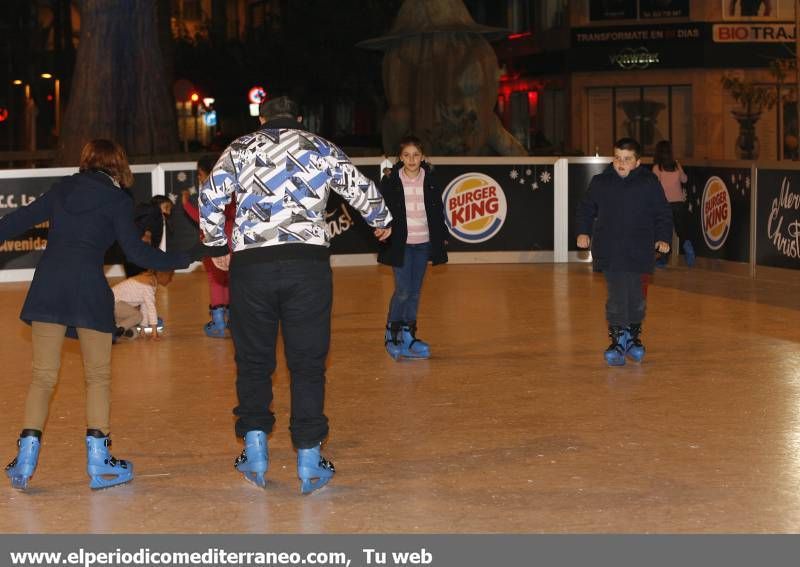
left=229, top=258, right=332, bottom=448
left=661, top=202, right=690, bottom=263
left=604, top=271, right=645, bottom=327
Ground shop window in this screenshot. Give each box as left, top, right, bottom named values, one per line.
left=538, top=89, right=566, bottom=152
left=534, top=0, right=567, bottom=31
left=587, top=85, right=693, bottom=157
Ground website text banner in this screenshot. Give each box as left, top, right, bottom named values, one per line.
left=2, top=535, right=800, bottom=567
left=683, top=165, right=751, bottom=262
left=756, top=168, right=800, bottom=269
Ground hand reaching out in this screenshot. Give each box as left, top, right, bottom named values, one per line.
left=374, top=227, right=392, bottom=241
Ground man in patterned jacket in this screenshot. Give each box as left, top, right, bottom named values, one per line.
left=200, top=95, right=392, bottom=494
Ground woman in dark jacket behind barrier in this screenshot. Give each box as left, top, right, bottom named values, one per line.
left=1, top=139, right=223, bottom=491
left=378, top=136, right=448, bottom=360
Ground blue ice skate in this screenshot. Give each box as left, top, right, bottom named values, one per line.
left=204, top=305, right=227, bottom=338
left=625, top=324, right=646, bottom=362
left=297, top=444, right=335, bottom=495
left=86, top=431, right=134, bottom=489
left=399, top=322, right=430, bottom=359
left=604, top=326, right=628, bottom=366
left=5, top=431, right=41, bottom=490
left=235, top=430, right=269, bottom=488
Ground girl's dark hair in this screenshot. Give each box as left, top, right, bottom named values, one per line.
left=653, top=140, right=677, bottom=171
left=79, top=139, right=134, bottom=188
left=397, top=135, right=424, bottom=158
left=197, top=155, right=217, bottom=175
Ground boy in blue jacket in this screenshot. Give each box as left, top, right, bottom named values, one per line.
left=575, top=138, right=673, bottom=366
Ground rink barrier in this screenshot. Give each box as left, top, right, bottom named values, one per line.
left=0, top=157, right=797, bottom=283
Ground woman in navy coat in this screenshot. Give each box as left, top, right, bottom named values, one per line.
left=1, top=139, right=220, bottom=491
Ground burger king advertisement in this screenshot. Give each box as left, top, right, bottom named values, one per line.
left=435, top=164, right=554, bottom=251
left=326, top=163, right=555, bottom=254
left=682, top=166, right=751, bottom=262
left=755, top=168, right=800, bottom=270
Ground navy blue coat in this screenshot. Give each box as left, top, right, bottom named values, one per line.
left=377, top=162, right=449, bottom=267
left=0, top=171, right=191, bottom=337
left=575, top=164, right=673, bottom=274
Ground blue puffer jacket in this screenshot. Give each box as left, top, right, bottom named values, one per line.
left=575, top=164, right=673, bottom=274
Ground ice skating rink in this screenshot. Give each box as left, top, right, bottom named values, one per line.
left=1, top=263, right=799, bottom=533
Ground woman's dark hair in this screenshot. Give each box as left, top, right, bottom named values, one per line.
left=653, top=140, right=677, bottom=171
left=78, top=139, right=134, bottom=188
left=397, top=135, right=424, bottom=159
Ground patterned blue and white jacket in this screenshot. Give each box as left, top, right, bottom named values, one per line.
left=200, top=118, right=392, bottom=263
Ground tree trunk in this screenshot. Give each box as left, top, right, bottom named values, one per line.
left=57, top=0, right=179, bottom=164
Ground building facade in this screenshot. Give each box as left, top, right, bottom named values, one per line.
left=476, top=0, right=799, bottom=160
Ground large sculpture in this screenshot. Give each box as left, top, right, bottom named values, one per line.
left=360, top=0, right=527, bottom=156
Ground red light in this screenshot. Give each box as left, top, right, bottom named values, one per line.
left=527, top=91, right=538, bottom=106
left=190, top=93, right=200, bottom=103
left=46, top=94, right=53, bottom=101
left=0, top=107, right=8, bottom=122
left=507, top=32, right=532, bottom=40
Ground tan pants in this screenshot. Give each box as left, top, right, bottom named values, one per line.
left=114, top=301, right=142, bottom=332
left=23, top=322, right=113, bottom=432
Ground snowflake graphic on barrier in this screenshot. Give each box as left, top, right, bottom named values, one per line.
left=509, top=169, right=519, bottom=180
left=539, top=171, right=552, bottom=184
left=531, top=182, right=539, bottom=191
left=177, top=172, right=188, bottom=183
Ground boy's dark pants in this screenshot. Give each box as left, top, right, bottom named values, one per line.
left=229, top=258, right=332, bottom=449
left=604, top=271, right=646, bottom=327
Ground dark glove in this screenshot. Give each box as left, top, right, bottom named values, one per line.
left=187, top=242, right=230, bottom=263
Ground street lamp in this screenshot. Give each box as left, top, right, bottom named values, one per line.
left=39, top=73, right=61, bottom=137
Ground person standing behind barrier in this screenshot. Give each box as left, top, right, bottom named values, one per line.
left=1, top=139, right=225, bottom=491
left=200, top=95, right=392, bottom=494
left=182, top=155, right=235, bottom=338
left=575, top=137, right=673, bottom=367
left=378, top=136, right=448, bottom=360
left=652, top=140, right=694, bottom=268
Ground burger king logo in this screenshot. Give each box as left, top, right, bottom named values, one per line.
left=442, top=173, right=507, bottom=243
left=701, top=176, right=731, bottom=250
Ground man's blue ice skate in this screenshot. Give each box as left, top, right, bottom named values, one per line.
left=625, top=324, right=646, bottom=362
left=400, top=322, right=430, bottom=359
left=297, top=444, right=334, bottom=495
left=235, top=430, right=269, bottom=488
left=604, top=326, right=628, bottom=366
left=205, top=305, right=227, bottom=338
left=5, top=431, right=41, bottom=490
left=86, top=431, right=133, bottom=489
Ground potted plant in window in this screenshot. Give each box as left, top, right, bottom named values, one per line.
left=720, top=75, right=777, bottom=160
